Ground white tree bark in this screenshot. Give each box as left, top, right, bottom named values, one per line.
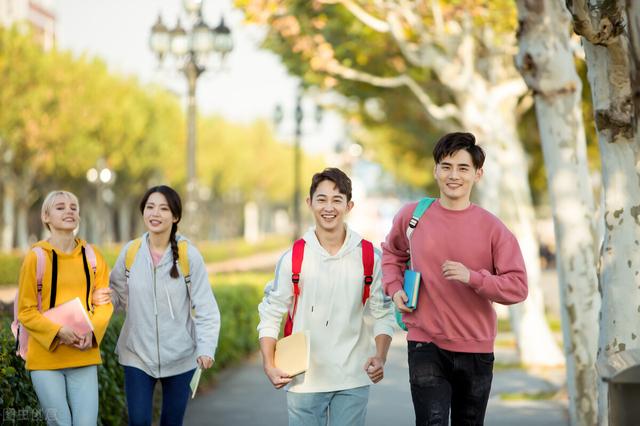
left=515, top=0, right=600, bottom=423
left=626, top=0, right=640, bottom=123
left=567, top=1, right=640, bottom=424
left=117, top=198, right=133, bottom=242
left=16, top=201, right=29, bottom=249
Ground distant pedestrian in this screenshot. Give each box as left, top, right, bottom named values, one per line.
left=382, top=132, right=528, bottom=425
left=92, top=185, right=220, bottom=426
left=257, top=168, right=396, bottom=426
left=17, top=190, right=113, bottom=425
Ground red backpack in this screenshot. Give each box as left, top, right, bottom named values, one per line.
left=11, top=244, right=97, bottom=360
left=283, top=238, right=375, bottom=337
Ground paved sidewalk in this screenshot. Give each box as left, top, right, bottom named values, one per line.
left=184, top=331, right=568, bottom=426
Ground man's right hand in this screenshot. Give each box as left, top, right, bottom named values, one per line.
left=92, top=287, right=112, bottom=306
left=264, top=365, right=292, bottom=389
left=393, top=290, right=413, bottom=313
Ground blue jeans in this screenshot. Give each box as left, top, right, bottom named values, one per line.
left=30, top=365, right=98, bottom=426
left=124, top=366, right=195, bottom=426
left=286, top=386, right=370, bottom=426
left=408, top=341, right=494, bottom=426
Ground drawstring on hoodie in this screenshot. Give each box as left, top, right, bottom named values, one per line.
left=148, top=242, right=176, bottom=320
left=164, top=285, right=175, bottom=320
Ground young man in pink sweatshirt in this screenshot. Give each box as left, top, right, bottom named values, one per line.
left=382, top=132, right=528, bottom=425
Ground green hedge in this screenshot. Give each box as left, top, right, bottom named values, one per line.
left=0, top=283, right=263, bottom=424
left=0, top=236, right=288, bottom=287
left=0, top=252, right=23, bottom=286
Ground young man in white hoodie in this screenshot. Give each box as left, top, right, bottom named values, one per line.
left=257, top=168, right=396, bottom=426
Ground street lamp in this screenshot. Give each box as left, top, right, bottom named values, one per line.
left=149, top=1, right=233, bottom=237
left=86, top=159, right=116, bottom=245
left=274, top=85, right=323, bottom=240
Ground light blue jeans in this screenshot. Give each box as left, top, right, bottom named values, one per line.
left=30, top=365, right=99, bottom=426
left=287, top=386, right=370, bottom=426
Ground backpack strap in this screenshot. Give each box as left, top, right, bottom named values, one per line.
left=80, top=246, right=94, bottom=311
left=177, top=240, right=194, bottom=319
left=406, top=197, right=436, bottom=270
left=284, top=239, right=305, bottom=337
left=49, top=250, right=58, bottom=309
left=84, top=243, right=97, bottom=276
left=32, top=247, right=46, bottom=311
left=125, top=238, right=143, bottom=278
left=361, top=239, right=374, bottom=305
left=406, top=197, right=436, bottom=241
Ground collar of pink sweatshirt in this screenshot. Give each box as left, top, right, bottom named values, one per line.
left=382, top=200, right=528, bottom=353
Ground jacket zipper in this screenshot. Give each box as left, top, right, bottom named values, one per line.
left=153, top=267, right=162, bottom=377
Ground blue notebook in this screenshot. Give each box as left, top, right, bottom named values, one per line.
left=403, top=269, right=421, bottom=309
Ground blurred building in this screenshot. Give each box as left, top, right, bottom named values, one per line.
left=0, top=0, right=55, bottom=49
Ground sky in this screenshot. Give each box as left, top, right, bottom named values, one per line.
left=53, top=0, right=345, bottom=154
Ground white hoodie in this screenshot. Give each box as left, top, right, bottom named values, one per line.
left=257, top=226, right=395, bottom=393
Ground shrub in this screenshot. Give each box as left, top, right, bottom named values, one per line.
left=0, top=253, right=23, bottom=286
left=0, top=282, right=264, bottom=423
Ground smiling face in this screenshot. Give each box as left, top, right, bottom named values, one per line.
left=434, top=149, right=483, bottom=208
left=43, top=194, right=80, bottom=232
left=307, top=179, right=354, bottom=233
left=142, top=192, right=178, bottom=236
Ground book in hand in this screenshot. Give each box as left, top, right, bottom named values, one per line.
left=190, top=366, right=202, bottom=399
left=43, top=297, right=94, bottom=335
left=275, top=331, right=309, bottom=377
left=403, top=269, right=421, bottom=309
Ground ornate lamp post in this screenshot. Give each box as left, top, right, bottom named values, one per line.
left=149, top=0, right=233, bottom=236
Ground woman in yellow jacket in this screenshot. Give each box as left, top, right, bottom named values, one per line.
left=17, top=190, right=113, bottom=426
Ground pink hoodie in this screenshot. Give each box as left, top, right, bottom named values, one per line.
left=382, top=199, right=528, bottom=353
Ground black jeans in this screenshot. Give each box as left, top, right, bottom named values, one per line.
left=408, top=341, right=494, bottom=426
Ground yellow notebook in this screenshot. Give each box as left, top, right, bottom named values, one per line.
left=275, top=331, right=309, bottom=377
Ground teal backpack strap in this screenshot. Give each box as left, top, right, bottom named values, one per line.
left=406, top=197, right=436, bottom=241
left=397, top=197, right=436, bottom=332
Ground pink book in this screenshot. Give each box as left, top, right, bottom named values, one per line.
left=43, top=297, right=94, bottom=335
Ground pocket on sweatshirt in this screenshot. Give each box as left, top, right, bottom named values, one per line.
left=125, top=327, right=157, bottom=367
left=161, top=326, right=196, bottom=363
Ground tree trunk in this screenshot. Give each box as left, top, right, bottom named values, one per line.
left=118, top=197, right=133, bottom=243
left=16, top=201, right=29, bottom=250
left=457, top=86, right=565, bottom=367
left=567, top=1, right=640, bottom=423
left=515, top=1, right=600, bottom=423
left=626, top=0, right=640, bottom=122
left=1, top=181, right=16, bottom=251
left=584, top=41, right=640, bottom=426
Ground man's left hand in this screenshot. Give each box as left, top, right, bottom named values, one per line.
left=441, top=260, right=470, bottom=284
left=364, top=356, right=385, bottom=383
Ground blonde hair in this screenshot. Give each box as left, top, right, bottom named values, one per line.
left=41, top=191, right=80, bottom=231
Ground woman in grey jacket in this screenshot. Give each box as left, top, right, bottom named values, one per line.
left=94, top=185, right=220, bottom=426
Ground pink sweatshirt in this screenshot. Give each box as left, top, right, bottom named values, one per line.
left=382, top=199, right=528, bottom=353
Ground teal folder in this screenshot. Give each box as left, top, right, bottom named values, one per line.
left=403, top=269, right=421, bottom=309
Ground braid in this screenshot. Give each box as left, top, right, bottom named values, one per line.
left=169, top=223, right=180, bottom=278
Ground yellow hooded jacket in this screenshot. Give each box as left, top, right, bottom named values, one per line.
left=17, top=239, right=113, bottom=370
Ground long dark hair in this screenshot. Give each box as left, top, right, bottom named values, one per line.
left=139, top=185, right=182, bottom=278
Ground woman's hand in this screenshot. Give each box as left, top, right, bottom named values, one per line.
left=72, top=332, right=94, bottom=351
left=197, top=356, right=214, bottom=369
left=57, top=326, right=80, bottom=346
left=92, top=287, right=112, bottom=306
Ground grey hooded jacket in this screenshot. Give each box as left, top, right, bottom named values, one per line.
left=109, top=233, right=220, bottom=378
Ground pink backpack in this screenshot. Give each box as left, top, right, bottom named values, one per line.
left=10, top=244, right=97, bottom=360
